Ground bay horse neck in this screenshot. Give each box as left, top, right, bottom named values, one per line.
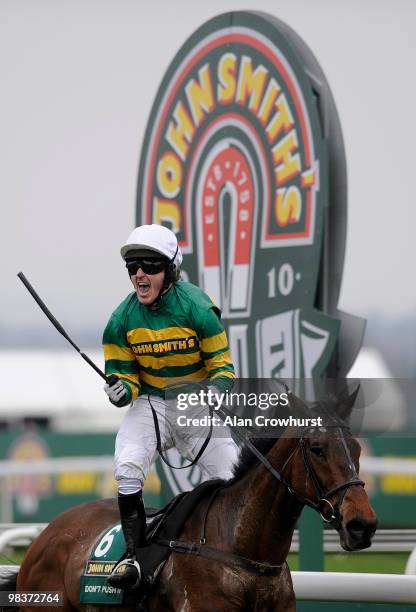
left=227, top=433, right=303, bottom=566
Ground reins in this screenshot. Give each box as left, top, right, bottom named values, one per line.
left=148, top=394, right=214, bottom=469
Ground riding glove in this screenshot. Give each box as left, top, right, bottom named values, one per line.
left=104, top=379, right=128, bottom=405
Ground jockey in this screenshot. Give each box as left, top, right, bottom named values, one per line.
left=103, top=223, right=238, bottom=590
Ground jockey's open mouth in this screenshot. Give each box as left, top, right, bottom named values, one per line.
left=137, top=280, right=151, bottom=295
left=132, top=268, right=165, bottom=306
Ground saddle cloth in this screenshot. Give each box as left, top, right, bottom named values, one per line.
left=79, top=479, right=222, bottom=605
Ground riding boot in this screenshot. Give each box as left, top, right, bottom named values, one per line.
left=107, top=491, right=146, bottom=589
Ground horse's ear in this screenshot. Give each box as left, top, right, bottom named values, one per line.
left=285, top=386, right=310, bottom=417
left=337, top=384, right=360, bottom=421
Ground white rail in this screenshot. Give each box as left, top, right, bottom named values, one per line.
left=0, top=456, right=114, bottom=476
left=361, top=456, right=416, bottom=475
left=292, top=571, right=416, bottom=603
left=405, top=546, right=416, bottom=575
left=1, top=454, right=416, bottom=476
left=0, top=526, right=44, bottom=552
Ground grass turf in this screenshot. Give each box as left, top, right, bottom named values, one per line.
left=288, top=551, right=409, bottom=573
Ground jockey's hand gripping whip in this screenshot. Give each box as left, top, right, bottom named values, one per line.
left=17, top=272, right=118, bottom=386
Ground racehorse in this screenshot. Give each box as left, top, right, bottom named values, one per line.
left=6, top=390, right=377, bottom=611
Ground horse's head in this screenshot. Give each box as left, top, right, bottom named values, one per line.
left=285, top=387, right=378, bottom=551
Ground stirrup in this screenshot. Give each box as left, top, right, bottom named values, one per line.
left=108, top=558, right=141, bottom=588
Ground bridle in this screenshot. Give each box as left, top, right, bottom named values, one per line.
left=160, top=415, right=365, bottom=576
left=258, top=425, right=365, bottom=528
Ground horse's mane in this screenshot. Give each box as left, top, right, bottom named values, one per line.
left=231, top=438, right=276, bottom=482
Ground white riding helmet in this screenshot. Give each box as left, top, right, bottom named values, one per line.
left=120, top=224, right=183, bottom=270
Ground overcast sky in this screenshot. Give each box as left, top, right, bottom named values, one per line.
left=1, top=0, right=415, bottom=349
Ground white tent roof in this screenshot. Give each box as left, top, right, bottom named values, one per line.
left=348, top=347, right=392, bottom=378
left=0, top=349, right=124, bottom=431
left=348, top=348, right=406, bottom=431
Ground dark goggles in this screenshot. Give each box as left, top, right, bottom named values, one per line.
left=125, top=257, right=167, bottom=276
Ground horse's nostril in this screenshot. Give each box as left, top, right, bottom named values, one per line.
left=346, top=518, right=376, bottom=541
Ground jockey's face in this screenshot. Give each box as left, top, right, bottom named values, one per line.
left=130, top=266, right=166, bottom=306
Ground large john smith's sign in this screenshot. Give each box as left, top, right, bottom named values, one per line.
left=136, top=12, right=355, bottom=496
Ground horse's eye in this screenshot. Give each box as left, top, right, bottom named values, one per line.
left=310, top=446, right=324, bottom=457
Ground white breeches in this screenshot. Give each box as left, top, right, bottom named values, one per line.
left=114, top=395, right=239, bottom=488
